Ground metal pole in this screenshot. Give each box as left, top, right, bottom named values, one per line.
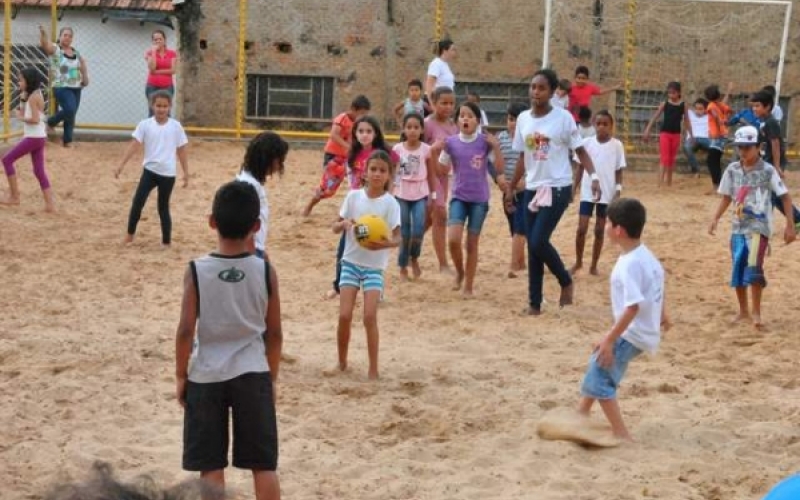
left=434, top=0, right=443, bottom=41
left=622, top=0, right=637, bottom=147
left=775, top=1, right=791, bottom=97
left=2, top=0, right=10, bottom=141
left=235, top=0, right=248, bottom=139
left=49, top=0, right=56, bottom=115
left=542, top=0, right=552, bottom=68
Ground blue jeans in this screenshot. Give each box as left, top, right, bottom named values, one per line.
left=48, top=87, right=82, bottom=145
left=684, top=137, right=711, bottom=173
left=145, top=84, right=175, bottom=117
left=397, top=197, right=427, bottom=268
left=524, top=186, right=573, bottom=309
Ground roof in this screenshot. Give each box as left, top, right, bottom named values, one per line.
left=12, top=0, right=174, bottom=11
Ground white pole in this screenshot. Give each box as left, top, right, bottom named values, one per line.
left=775, top=0, right=791, bottom=96
left=542, top=0, right=552, bottom=68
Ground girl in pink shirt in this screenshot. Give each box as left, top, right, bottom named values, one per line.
left=393, top=113, right=438, bottom=281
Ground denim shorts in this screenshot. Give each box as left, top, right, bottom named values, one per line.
left=339, top=260, right=384, bottom=292
left=730, top=233, right=768, bottom=288
left=709, top=137, right=727, bottom=151
left=448, top=198, right=489, bottom=234
left=578, top=201, right=608, bottom=218
left=580, top=338, right=642, bottom=399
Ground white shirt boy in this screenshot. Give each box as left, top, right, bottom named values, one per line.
left=580, top=137, right=626, bottom=205
left=132, top=117, right=188, bottom=177
left=612, top=244, right=665, bottom=354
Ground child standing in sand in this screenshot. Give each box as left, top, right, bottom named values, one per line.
left=709, top=126, right=796, bottom=328
left=577, top=198, right=669, bottom=441
left=175, top=181, right=282, bottom=500
left=115, top=91, right=188, bottom=246
left=334, top=150, right=400, bottom=379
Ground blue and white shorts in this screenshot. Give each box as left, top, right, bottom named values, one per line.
left=339, top=260, right=384, bottom=292
left=580, top=338, right=642, bottom=400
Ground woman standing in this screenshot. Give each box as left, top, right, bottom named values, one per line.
left=425, top=39, right=457, bottom=99
left=144, top=29, right=178, bottom=114
left=39, top=25, right=88, bottom=148
left=507, top=69, right=600, bottom=316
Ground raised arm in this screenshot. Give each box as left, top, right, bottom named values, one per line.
left=38, top=25, right=55, bottom=55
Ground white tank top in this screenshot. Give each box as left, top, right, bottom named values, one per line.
left=189, top=253, right=270, bottom=383
left=23, top=91, right=47, bottom=138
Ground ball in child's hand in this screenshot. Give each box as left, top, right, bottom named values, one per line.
left=354, top=214, right=389, bottom=248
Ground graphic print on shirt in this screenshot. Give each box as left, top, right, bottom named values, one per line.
left=470, top=153, right=485, bottom=170
left=733, top=185, right=768, bottom=224
left=399, top=153, right=421, bottom=178
left=525, top=132, right=551, bottom=161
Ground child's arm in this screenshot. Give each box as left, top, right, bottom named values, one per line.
left=574, top=147, right=600, bottom=201
left=595, top=304, right=639, bottom=368
left=425, top=155, right=439, bottom=203
left=722, top=82, right=733, bottom=105
left=393, top=101, right=405, bottom=122
left=175, top=266, right=198, bottom=407
left=431, top=140, right=450, bottom=176
left=572, top=158, right=585, bottom=197
left=487, top=135, right=508, bottom=191
left=770, top=138, right=783, bottom=176
left=177, top=144, right=190, bottom=187
left=614, top=169, right=623, bottom=200
left=597, top=82, right=621, bottom=95
left=660, top=290, right=672, bottom=333
left=332, top=217, right=354, bottom=234
left=708, top=196, right=732, bottom=235
left=329, top=123, right=349, bottom=152
left=642, top=103, right=665, bottom=142
left=363, top=226, right=401, bottom=250
left=779, top=193, right=797, bottom=244
left=114, top=139, right=142, bottom=178
left=264, top=263, right=282, bottom=393
left=683, top=106, right=693, bottom=142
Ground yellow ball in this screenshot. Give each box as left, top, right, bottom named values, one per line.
left=354, top=214, right=389, bottom=248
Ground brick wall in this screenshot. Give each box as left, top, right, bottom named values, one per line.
left=181, top=0, right=799, bottom=148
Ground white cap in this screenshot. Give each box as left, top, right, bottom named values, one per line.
left=732, top=126, right=759, bottom=146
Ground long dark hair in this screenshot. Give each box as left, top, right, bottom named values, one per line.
left=242, top=131, right=289, bottom=184
left=349, top=116, right=390, bottom=167
left=19, top=67, right=43, bottom=94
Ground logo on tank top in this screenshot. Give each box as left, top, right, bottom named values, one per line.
left=218, top=267, right=246, bottom=283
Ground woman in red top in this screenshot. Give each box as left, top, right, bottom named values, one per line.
left=144, top=30, right=177, bottom=115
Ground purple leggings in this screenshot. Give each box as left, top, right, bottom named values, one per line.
left=2, top=137, right=50, bottom=190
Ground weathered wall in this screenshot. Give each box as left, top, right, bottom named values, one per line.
left=182, top=0, right=799, bottom=146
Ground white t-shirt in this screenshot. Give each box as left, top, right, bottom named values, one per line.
left=427, top=57, right=455, bottom=90
left=132, top=117, right=188, bottom=177
left=687, top=109, right=709, bottom=139
left=236, top=170, right=268, bottom=251
left=340, top=189, right=401, bottom=270
left=512, top=107, right=583, bottom=190
left=550, top=94, right=569, bottom=110
left=612, top=244, right=665, bottom=354
left=580, top=137, right=626, bottom=204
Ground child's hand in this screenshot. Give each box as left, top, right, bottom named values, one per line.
left=182, top=175, right=189, bottom=188
left=114, top=166, right=123, bottom=179
left=784, top=224, right=796, bottom=245
left=642, top=130, right=651, bottom=143
left=340, top=219, right=354, bottom=233
left=708, top=218, right=718, bottom=236
left=594, top=337, right=615, bottom=369
left=363, top=236, right=396, bottom=251
left=176, top=376, right=187, bottom=408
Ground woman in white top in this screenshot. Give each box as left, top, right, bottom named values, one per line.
left=507, top=68, right=600, bottom=315
left=0, top=68, right=54, bottom=211
left=39, top=25, right=89, bottom=148
left=425, top=39, right=457, bottom=99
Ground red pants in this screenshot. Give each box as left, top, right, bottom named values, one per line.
left=659, top=132, right=681, bottom=169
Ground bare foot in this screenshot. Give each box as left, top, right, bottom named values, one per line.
left=570, top=263, right=582, bottom=275
left=411, top=259, right=422, bottom=280
left=0, top=194, right=20, bottom=206
left=399, top=268, right=410, bottom=282
left=368, top=370, right=379, bottom=380
left=439, top=265, right=454, bottom=276
left=462, top=288, right=474, bottom=298
left=123, top=234, right=134, bottom=245
left=44, top=204, right=56, bottom=213
left=752, top=314, right=764, bottom=329
left=522, top=306, right=541, bottom=316
left=613, top=432, right=635, bottom=443
left=324, top=289, right=339, bottom=300
left=452, top=271, right=464, bottom=291
left=559, top=283, right=574, bottom=307
left=63, top=142, right=74, bottom=149
left=589, top=267, right=600, bottom=276
left=730, top=313, right=751, bottom=324
left=507, top=270, right=517, bottom=278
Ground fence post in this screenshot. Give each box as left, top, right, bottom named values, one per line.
left=622, top=0, right=637, bottom=148
left=48, top=0, right=57, bottom=115
left=3, top=0, right=10, bottom=141
left=235, top=0, right=248, bottom=139
left=434, top=0, right=443, bottom=41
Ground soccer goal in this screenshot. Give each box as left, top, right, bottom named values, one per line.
left=543, top=0, right=793, bottom=149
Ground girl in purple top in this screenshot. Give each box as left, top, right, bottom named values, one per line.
left=435, top=101, right=506, bottom=295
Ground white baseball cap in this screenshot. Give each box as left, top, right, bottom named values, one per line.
left=732, top=126, right=759, bottom=146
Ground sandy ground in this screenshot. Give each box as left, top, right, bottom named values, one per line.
left=1, top=140, right=799, bottom=500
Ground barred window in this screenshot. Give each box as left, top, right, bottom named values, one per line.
left=246, top=75, right=334, bottom=120
left=453, top=82, right=529, bottom=128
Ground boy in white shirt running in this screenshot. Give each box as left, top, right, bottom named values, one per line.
left=577, top=198, right=670, bottom=441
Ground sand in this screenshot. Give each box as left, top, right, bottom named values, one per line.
left=1, top=140, right=799, bottom=500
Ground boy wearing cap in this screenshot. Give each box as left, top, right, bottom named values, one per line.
left=709, top=125, right=796, bottom=329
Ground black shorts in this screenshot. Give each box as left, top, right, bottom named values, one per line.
left=183, top=371, right=278, bottom=471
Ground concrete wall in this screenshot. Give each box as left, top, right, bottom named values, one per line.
left=182, top=0, right=799, bottom=147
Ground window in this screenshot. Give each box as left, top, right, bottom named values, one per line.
left=246, top=75, right=334, bottom=120
left=453, top=82, right=529, bottom=127
left=0, top=45, right=50, bottom=111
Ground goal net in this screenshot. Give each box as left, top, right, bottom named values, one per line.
left=546, top=0, right=792, bottom=152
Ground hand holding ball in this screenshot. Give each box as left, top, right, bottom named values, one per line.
left=354, top=215, right=390, bottom=249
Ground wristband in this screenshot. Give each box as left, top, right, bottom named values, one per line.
left=615, top=184, right=622, bottom=192
left=590, top=173, right=599, bottom=182
left=431, top=192, right=438, bottom=201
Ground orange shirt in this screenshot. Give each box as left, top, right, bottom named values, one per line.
left=707, top=101, right=731, bottom=139
left=324, top=112, right=354, bottom=157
